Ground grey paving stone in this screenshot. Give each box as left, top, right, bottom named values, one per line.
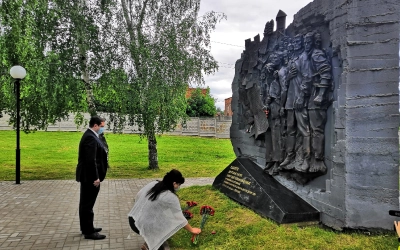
left=0, top=178, right=214, bottom=249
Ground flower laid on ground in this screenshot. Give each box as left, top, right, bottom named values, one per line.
left=183, top=201, right=198, bottom=211
left=183, top=210, right=194, bottom=220
left=191, top=205, right=215, bottom=245
left=182, top=201, right=197, bottom=220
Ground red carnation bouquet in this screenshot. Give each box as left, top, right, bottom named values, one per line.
left=191, top=205, right=215, bottom=245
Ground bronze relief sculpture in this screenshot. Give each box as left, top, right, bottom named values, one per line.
left=235, top=13, right=333, bottom=184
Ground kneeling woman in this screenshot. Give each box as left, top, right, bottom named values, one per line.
left=128, top=169, right=201, bottom=250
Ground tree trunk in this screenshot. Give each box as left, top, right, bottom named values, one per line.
left=147, top=132, right=159, bottom=170
left=82, top=63, right=97, bottom=116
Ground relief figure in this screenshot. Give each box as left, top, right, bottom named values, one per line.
left=279, top=34, right=313, bottom=173
left=307, top=32, right=332, bottom=173
left=263, top=52, right=286, bottom=175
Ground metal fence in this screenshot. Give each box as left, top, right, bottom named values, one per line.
left=0, top=113, right=232, bottom=139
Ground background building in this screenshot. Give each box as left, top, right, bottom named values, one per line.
left=224, top=97, right=232, bottom=116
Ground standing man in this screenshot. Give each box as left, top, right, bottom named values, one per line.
left=76, top=116, right=108, bottom=240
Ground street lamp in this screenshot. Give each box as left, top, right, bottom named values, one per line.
left=10, top=65, right=26, bottom=184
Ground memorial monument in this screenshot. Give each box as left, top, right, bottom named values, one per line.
left=213, top=0, right=399, bottom=230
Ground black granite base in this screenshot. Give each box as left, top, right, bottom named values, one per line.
left=212, top=157, right=320, bottom=224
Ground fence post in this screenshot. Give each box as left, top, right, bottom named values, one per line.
left=214, top=118, right=217, bottom=138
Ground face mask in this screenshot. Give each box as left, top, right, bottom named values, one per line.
left=98, top=127, right=105, bottom=135
left=174, top=185, right=180, bottom=191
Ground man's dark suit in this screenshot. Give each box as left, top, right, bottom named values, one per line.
left=76, top=129, right=108, bottom=235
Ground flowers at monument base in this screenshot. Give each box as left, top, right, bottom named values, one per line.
left=183, top=201, right=198, bottom=211
left=182, top=201, right=198, bottom=220
left=183, top=210, right=193, bottom=220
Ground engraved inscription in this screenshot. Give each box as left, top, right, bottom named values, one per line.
left=221, top=165, right=256, bottom=196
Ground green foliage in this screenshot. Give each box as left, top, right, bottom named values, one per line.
left=171, top=186, right=397, bottom=250
left=0, top=0, right=226, bottom=169
left=0, top=0, right=127, bottom=129
left=0, top=0, right=78, bottom=130
left=0, top=131, right=235, bottom=180
left=216, top=107, right=224, bottom=114
left=93, top=69, right=135, bottom=114
left=186, top=87, right=217, bottom=117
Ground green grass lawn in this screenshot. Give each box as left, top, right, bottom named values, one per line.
left=0, top=130, right=235, bottom=180
left=174, top=186, right=397, bottom=250
left=0, top=130, right=397, bottom=249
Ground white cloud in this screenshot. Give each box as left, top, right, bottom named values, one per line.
left=199, top=0, right=313, bottom=109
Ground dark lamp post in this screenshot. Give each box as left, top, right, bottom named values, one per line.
left=10, top=65, right=26, bottom=185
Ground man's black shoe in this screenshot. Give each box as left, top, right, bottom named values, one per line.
left=81, top=228, right=102, bottom=235
left=84, top=232, right=106, bottom=240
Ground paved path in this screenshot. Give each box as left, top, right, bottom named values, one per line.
left=0, top=178, right=214, bottom=250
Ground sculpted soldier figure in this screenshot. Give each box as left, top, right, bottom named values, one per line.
left=238, top=73, right=254, bottom=133
left=276, top=49, right=290, bottom=156
left=263, top=52, right=284, bottom=175
left=277, top=36, right=290, bottom=53
left=279, top=34, right=313, bottom=172
left=307, top=32, right=332, bottom=173
left=241, top=72, right=269, bottom=139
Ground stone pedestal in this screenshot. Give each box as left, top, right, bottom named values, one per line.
left=213, top=157, right=319, bottom=224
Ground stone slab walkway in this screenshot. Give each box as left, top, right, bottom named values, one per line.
left=0, top=178, right=214, bottom=250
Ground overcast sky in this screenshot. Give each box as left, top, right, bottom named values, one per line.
left=198, top=0, right=313, bottom=110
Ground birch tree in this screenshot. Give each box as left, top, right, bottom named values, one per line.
left=117, top=0, right=225, bottom=169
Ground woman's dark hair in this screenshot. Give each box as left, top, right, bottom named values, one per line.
left=146, top=169, right=185, bottom=201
